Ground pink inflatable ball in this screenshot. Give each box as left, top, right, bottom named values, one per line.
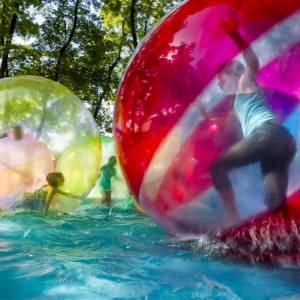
left=114, top=0, right=300, bottom=236
left=0, top=130, right=54, bottom=209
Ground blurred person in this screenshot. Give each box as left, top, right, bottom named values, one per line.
left=199, top=19, right=296, bottom=223
left=98, top=156, right=117, bottom=206
left=11, top=172, right=77, bottom=214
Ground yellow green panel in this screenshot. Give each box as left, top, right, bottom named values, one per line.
left=56, top=136, right=101, bottom=196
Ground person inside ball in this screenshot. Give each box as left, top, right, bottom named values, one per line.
left=199, top=18, right=296, bottom=224
left=11, top=172, right=78, bottom=215
left=98, top=156, right=117, bottom=206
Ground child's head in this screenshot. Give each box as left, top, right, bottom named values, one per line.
left=108, top=156, right=117, bottom=167
left=46, top=172, right=65, bottom=188
left=217, top=60, right=245, bottom=78
left=217, top=60, right=245, bottom=94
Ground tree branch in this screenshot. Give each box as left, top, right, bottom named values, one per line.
left=93, top=37, right=124, bottom=119
left=0, top=2, right=19, bottom=78
left=129, top=0, right=137, bottom=49
left=54, top=0, right=80, bottom=81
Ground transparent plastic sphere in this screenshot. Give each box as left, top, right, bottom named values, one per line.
left=0, top=75, right=101, bottom=213
left=114, top=0, right=300, bottom=235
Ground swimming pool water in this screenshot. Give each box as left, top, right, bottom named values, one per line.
left=0, top=203, right=300, bottom=299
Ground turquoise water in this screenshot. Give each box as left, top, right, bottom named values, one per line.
left=1, top=203, right=300, bottom=299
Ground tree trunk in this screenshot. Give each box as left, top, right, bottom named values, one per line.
left=37, top=0, right=80, bottom=139
left=54, top=0, right=80, bottom=81
left=93, top=41, right=123, bottom=120
left=130, top=0, right=137, bottom=49
left=0, top=2, right=19, bottom=78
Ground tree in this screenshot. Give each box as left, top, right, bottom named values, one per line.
left=4, top=0, right=184, bottom=134
left=94, top=0, right=182, bottom=132
left=0, top=0, right=42, bottom=78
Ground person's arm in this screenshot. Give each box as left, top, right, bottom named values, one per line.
left=222, top=18, right=259, bottom=92
left=56, top=189, right=81, bottom=199
left=198, top=101, right=236, bottom=127
left=42, top=187, right=81, bottom=215
left=42, top=187, right=55, bottom=215
left=57, top=189, right=72, bottom=197
left=97, top=166, right=104, bottom=179
left=112, top=167, right=122, bottom=180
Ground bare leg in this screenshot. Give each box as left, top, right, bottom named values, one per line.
left=218, top=188, right=241, bottom=223
left=100, top=191, right=112, bottom=206
left=210, top=140, right=258, bottom=224
left=210, top=122, right=295, bottom=223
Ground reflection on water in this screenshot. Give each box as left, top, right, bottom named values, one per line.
left=0, top=203, right=300, bottom=299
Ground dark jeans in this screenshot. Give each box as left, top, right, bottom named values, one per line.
left=210, top=121, right=296, bottom=211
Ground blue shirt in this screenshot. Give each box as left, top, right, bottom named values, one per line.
left=234, top=87, right=276, bottom=137
left=98, top=164, right=116, bottom=191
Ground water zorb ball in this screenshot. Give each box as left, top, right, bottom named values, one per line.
left=0, top=76, right=101, bottom=213
left=114, top=0, right=300, bottom=235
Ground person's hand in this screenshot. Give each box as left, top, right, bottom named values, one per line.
left=221, top=18, right=238, bottom=35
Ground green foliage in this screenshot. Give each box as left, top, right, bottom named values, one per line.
left=0, top=0, right=183, bottom=134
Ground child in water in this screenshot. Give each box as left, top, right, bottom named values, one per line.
left=98, top=156, right=117, bottom=206
left=11, top=172, right=75, bottom=214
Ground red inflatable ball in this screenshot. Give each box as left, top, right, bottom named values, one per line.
left=114, top=0, right=300, bottom=241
